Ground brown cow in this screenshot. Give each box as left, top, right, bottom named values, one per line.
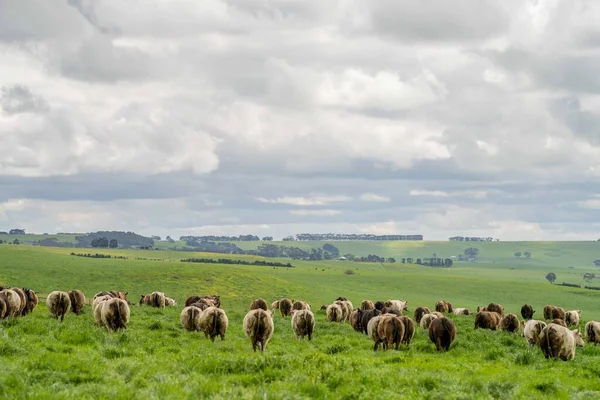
left=361, top=300, right=375, bottom=310
left=350, top=309, right=364, bottom=333
left=539, top=323, right=584, bottom=361
left=414, top=306, right=431, bottom=324
left=551, top=318, right=567, bottom=327
left=1, top=289, right=21, bottom=318
left=523, top=320, right=547, bottom=349
left=500, top=313, right=521, bottom=334
left=292, top=299, right=311, bottom=311
left=291, top=309, right=315, bottom=341
left=243, top=308, right=274, bottom=352
left=398, top=316, right=415, bottom=346
left=249, top=298, right=269, bottom=311
left=47, top=291, right=71, bottom=322
left=68, top=290, right=86, bottom=315
left=367, top=315, right=384, bottom=351
left=374, top=301, right=385, bottom=311
left=10, top=288, right=27, bottom=316
left=180, top=306, right=202, bottom=331
left=429, top=317, right=457, bottom=352
left=474, top=311, right=501, bottom=330
left=100, top=298, right=130, bottom=332
left=520, top=304, right=535, bottom=320
left=361, top=309, right=382, bottom=335
left=486, top=303, right=504, bottom=315
left=377, top=315, right=404, bottom=351
left=0, top=294, right=6, bottom=319
left=22, top=288, right=38, bottom=315
left=189, top=302, right=209, bottom=311
left=565, top=310, right=581, bottom=327
left=276, top=298, right=293, bottom=316
left=326, top=304, right=343, bottom=322
left=435, top=300, right=453, bottom=313
left=551, top=307, right=566, bottom=320
left=334, top=300, right=350, bottom=321
left=585, top=321, right=600, bottom=345
left=420, top=314, right=438, bottom=330
left=185, top=295, right=220, bottom=308
left=198, top=307, right=228, bottom=341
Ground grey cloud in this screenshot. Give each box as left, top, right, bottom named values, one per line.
left=1, top=85, right=49, bottom=115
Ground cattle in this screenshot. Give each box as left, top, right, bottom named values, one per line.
left=398, top=316, right=415, bottom=346
left=551, top=307, right=566, bottom=320
left=165, top=297, right=177, bottom=307
left=477, top=305, right=488, bottom=312
left=523, top=320, right=547, bottom=349
left=180, top=306, right=202, bottom=331
left=0, top=289, right=21, bottom=318
left=453, top=308, right=470, bottom=316
left=100, top=298, right=130, bottom=332
left=68, top=290, right=86, bottom=315
left=500, top=313, right=521, bottom=334
left=335, top=300, right=350, bottom=321
left=539, top=323, right=584, bottom=361
left=377, top=315, right=404, bottom=351
left=292, top=299, right=310, bottom=311
left=367, top=315, right=384, bottom=351
left=271, top=300, right=279, bottom=311
left=22, top=288, right=38, bottom=315
left=381, top=308, right=402, bottom=316
left=435, top=300, right=453, bottom=314
left=414, top=306, right=431, bottom=324
left=474, top=311, right=501, bottom=331
left=46, top=291, right=71, bottom=322
left=361, top=300, right=375, bottom=310
left=343, top=300, right=354, bottom=314
left=189, top=302, right=209, bottom=311
left=420, top=314, right=438, bottom=330
left=431, top=311, right=445, bottom=319
left=10, top=288, right=27, bottom=316
left=277, top=298, right=293, bottom=316
left=384, top=300, right=407, bottom=314
left=198, top=307, right=228, bottom=341
left=243, top=308, right=274, bottom=353
left=485, top=303, right=504, bottom=315
left=374, top=301, right=385, bottom=311
left=184, top=295, right=221, bottom=308
left=585, top=321, right=600, bottom=345
left=326, top=304, right=343, bottom=322
left=565, top=310, right=582, bottom=327
left=291, top=309, right=315, bottom=341
left=520, top=304, right=535, bottom=320
left=94, top=291, right=128, bottom=302
left=361, top=309, right=382, bottom=335
left=140, top=292, right=166, bottom=308
left=249, top=298, right=269, bottom=311
left=350, top=309, right=364, bottom=333
left=429, top=317, right=457, bottom=352
left=335, top=297, right=348, bottom=302
left=551, top=318, right=567, bottom=327
left=93, top=295, right=112, bottom=314
left=0, top=295, right=6, bottom=319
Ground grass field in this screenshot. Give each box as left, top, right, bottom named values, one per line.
left=2, top=243, right=600, bottom=399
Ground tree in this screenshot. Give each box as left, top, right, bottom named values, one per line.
left=523, top=251, right=531, bottom=258
left=406, top=258, right=414, bottom=264
left=416, top=258, right=422, bottom=265
left=464, top=248, right=479, bottom=258
left=545, top=272, right=556, bottom=284
left=386, top=258, right=396, bottom=263
left=12, top=239, right=20, bottom=245
left=323, top=243, right=340, bottom=256
left=594, top=259, right=600, bottom=267
left=91, top=237, right=109, bottom=248
left=282, top=235, right=295, bottom=241
left=261, top=236, right=273, bottom=241
left=166, top=236, right=175, bottom=243
left=444, top=258, right=453, bottom=267
left=514, top=252, right=522, bottom=257
left=109, top=239, right=118, bottom=248
left=151, top=235, right=161, bottom=241
left=583, top=273, right=596, bottom=284
left=9, top=229, right=25, bottom=235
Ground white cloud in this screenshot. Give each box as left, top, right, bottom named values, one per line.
left=360, top=193, right=391, bottom=202
left=257, top=195, right=351, bottom=206
left=289, top=209, right=342, bottom=216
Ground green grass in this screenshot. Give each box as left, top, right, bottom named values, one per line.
left=2, top=244, right=600, bottom=398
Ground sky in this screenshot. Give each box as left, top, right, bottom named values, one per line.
left=1, top=0, right=600, bottom=241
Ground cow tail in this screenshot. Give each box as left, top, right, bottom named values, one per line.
left=587, top=324, right=595, bottom=343
left=544, top=329, right=553, bottom=357
left=212, top=310, right=219, bottom=337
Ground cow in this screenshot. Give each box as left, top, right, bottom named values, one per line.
left=165, top=297, right=177, bottom=307
left=377, top=314, right=404, bottom=351
left=291, top=309, right=315, bottom=341
left=431, top=311, right=445, bottom=319
left=523, top=320, right=547, bottom=349
left=429, top=317, right=457, bottom=352
left=435, top=300, right=453, bottom=314
left=9, top=288, right=27, bottom=316
left=326, top=304, right=343, bottom=322
left=271, top=300, right=279, bottom=311
left=0, top=294, right=6, bottom=319
left=453, top=308, right=470, bottom=316
left=414, top=306, right=431, bottom=324
left=334, top=300, right=350, bottom=321
left=292, top=299, right=310, bottom=311
left=243, top=308, right=274, bottom=353
left=46, top=291, right=71, bottom=322
left=565, top=310, right=582, bottom=327
left=361, top=300, right=375, bottom=311
left=68, top=289, right=86, bottom=315
left=361, top=309, right=382, bottom=335
left=100, top=298, right=130, bottom=332
left=385, top=300, right=408, bottom=314
left=93, top=295, right=112, bottom=324
left=474, top=311, right=501, bottom=331
left=500, top=313, right=521, bottom=334
left=139, top=292, right=166, bottom=308
left=180, top=306, right=202, bottom=331
left=374, top=301, right=385, bottom=311
left=350, top=309, right=364, bottom=333
left=22, top=288, right=38, bottom=315
left=420, top=314, right=438, bottom=330
left=551, top=307, right=566, bottom=321
left=485, top=303, right=504, bottom=315
left=0, top=289, right=21, bottom=318
left=198, top=307, right=228, bottom=341
left=539, top=323, right=584, bottom=361
left=277, top=298, right=293, bottom=316
left=585, top=321, right=600, bottom=345
left=551, top=318, right=567, bottom=327
left=249, top=298, right=269, bottom=311
left=381, top=308, right=402, bottom=316
left=367, top=315, right=384, bottom=351
left=185, top=295, right=220, bottom=308
left=398, top=316, right=415, bottom=346
left=520, top=304, right=535, bottom=320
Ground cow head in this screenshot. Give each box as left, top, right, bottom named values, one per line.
left=573, top=329, right=585, bottom=347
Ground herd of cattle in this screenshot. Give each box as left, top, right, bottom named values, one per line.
left=1, top=285, right=599, bottom=360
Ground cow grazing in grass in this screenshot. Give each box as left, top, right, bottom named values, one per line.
left=377, top=314, right=404, bottom=351
left=334, top=300, right=350, bottom=321
left=22, top=288, right=38, bottom=315
left=474, top=311, right=501, bottom=331
left=361, top=300, right=375, bottom=310
left=250, top=298, right=269, bottom=311
left=278, top=298, right=293, bottom=316
left=367, top=315, right=384, bottom=351
left=521, top=304, right=535, bottom=320
left=243, top=308, right=274, bottom=353
left=10, top=288, right=26, bottom=316
left=385, top=300, right=408, bottom=314
left=544, top=305, right=565, bottom=320
left=361, top=309, right=381, bottom=335
left=327, top=303, right=343, bottom=322
left=185, top=295, right=220, bottom=308
left=485, top=303, right=504, bottom=315
left=414, top=306, right=430, bottom=324
left=93, top=295, right=112, bottom=325
left=539, top=323, right=584, bottom=361
left=292, top=299, right=310, bottom=311
left=350, top=309, right=364, bottom=333
left=140, top=291, right=166, bottom=308
left=429, top=317, right=457, bottom=352
left=398, top=316, right=415, bottom=346
left=68, top=290, right=86, bottom=315
left=453, top=308, right=470, bottom=316
left=180, top=306, right=202, bottom=331
left=100, top=298, right=130, bottom=332
left=420, top=314, right=438, bottom=330
left=0, top=294, right=7, bottom=319
left=1, top=289, right=22, bottom=318
left=291, top=309, right=315, bottom=341
left=435, top=300, right=453, bottom=314
left=46, top=291, right=71, bottom=322
left=165, top=297, right=176, bottom=307
left=198, top=307, right=228, bottom=341
left=500, top=313, right=521, bottom=334
left=585, top=321, right=600, bottom=345
left=523, top=320, right=547, bottom=349
left=565, top=310, right=581, bottom=327
left=551, top=318, right=567, bottom=327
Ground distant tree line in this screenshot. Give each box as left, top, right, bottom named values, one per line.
left=180, top=235, right=261, bottom=242
left=401, top=258, right=453, bottom=267
left=70, top=252, right=128, bottom=259
left=181, top=258, right=294, bottom=268
left=293, top=233, right=423, bottom=241
left=514, top=251, right=532, bottom=258
left=449, top=236, right=498, bottom=242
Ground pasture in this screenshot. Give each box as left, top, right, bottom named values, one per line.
left=2, top=244, right=600, bottom=399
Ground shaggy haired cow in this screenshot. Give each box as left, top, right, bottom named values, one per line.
left=485, top=303, right=504, bottom=315
left=22, top=288, right=38, bottom=315
left=429, top=317, right=457, bottom=352
left=367, top=315, right=384, bottom=351
left=474, top=311, right=501, bottom=331
left=68, top=289, right=86, bottom=315
left=250, top=298, right=269, bottom=311
left=585, top=321, right=600, bottom=345
left=377, top=314, right=404, bottom=351
left=198, top=306, right=229, bottom=341
left=551, top=318, right=567, bottom=327
left=453, top=308, right=470, bottom=316
left=184, top=295, right=220, bottom=308
left=291, top=309, right=315, bottom=340
left=398, top=316, right=416, bottom=346
left=420, top=314, right=438, bottom=330
left=384, top=300, right=408, bottom=314
left=10, top=287, right=27, bottom=316
left=565, top=310, right=582, bottom=327
left=100, top=298, right=130, bottom=332
left=523, top=320, right=547, bottom=349
left=374, top=301, right=385, bottom=311
left=544, top=305, right=565, bottom=320
left=326, top=303, right=343, bottom=322
left=0, top=289, right=21, bottom=318
left=292, top=299, right=311, bottom=311
left=361, top=309, right=382, bottom=335
left=277, top=298, right=293, bottom=316
left=539, top=323, right=584, bottom=361
left=0, top=295, right=6, bottom=319
left=435, top=300, right=453, bottom=314
left=180, top=306, right=202, bottom=331
left=521, top=304, right=535, bottom=320
left=430, top=311, right=445, bottom=319
left=334, top=300, right=350, bottom=321
left=140, top=291, right=166, bottom=308
left=165, top=297, right=177, bottom=307
left=46, top=291, right=71, bottom=322
left=500, top=313, right=521, bottom=334
left=414, top=306, right=431, bottom=324
left=361, top=300, right=375, bottom=311
left=350, top=309, right=364, bottom=333
left=243, top=308, right=274, bottom=353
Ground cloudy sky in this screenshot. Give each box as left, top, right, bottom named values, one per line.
left=1, top=0, right=600, bottom=241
